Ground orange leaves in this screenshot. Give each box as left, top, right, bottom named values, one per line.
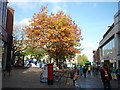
left=24, top=5, right=82, bottom=59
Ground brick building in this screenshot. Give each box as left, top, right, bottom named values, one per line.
left=93, top=48, right=100, bottom=66
left=0, top=0, right=14, bottom=70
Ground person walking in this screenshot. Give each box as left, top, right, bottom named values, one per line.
left=83, top=66, right=87, bottom=78
left=94, top=66, right=99, bottom=76
left=100, top=63, right=112, bottom=90
left=88, top=65, right=91, bottom=75
left=53, top=63, right=57, bottom=71
left=39, top=60, right=42, bottom=68
left=116, top=67, right=120, bottom=89
left=70, top=67, right=76, bottom=79
left=76, top=65, right=80, bottom=75
left=70, top=67, right=76, bottom=86
left=79, top=65, right=83, bottom=76
left=116, top=67, right=120, bottom=80
left=40, top=65, right=48, bottom=83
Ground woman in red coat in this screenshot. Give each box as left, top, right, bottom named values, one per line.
left=100, top=63, right=112, bottom=89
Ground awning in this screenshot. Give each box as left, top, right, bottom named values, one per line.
left=85, top=61, right=91, bottom=64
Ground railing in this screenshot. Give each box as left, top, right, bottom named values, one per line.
left=53, top=69, right=71, bottom=85
left=39, top=69, right=73, bottom=86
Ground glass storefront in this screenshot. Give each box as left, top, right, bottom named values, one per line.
left=118, top=34, right=120, bottom=55
left=0, top=40, right=4, bottom=68
left=101, top=38, right=115, bottom=56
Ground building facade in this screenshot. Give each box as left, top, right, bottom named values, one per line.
left=0, top=0, right=14, bottom=70
left=93, top=48, right=100, bottom=66
left=0, top=0, right=8, bottom=69
left=99, top=10, right=120, bottom=68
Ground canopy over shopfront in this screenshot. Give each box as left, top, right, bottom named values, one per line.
left=85, top=61, right=91, bottom=68
left=85, top=61, right=91, bottom=65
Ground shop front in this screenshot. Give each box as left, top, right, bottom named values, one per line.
left=1, top=29, right=8, bottom=70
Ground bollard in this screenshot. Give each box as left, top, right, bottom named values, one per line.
left=47, top=63, right=54, bottom=85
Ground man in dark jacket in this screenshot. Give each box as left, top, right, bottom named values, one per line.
left=83, top=66, right=87, bottom=78
left=116, top=67, right=120, bottom=80
left=100, top=63, right=112, bottom=90
left=116, top=67, right=120, bottom=89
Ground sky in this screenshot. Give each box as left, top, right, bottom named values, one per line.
left=8, top=0, right=119, bottom=62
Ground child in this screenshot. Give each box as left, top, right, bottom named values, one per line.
left=41, top=65, right=48, bottom=79
left=70, top=67, right=76, bottom=79
left=73, top=74, right=78, bottom=86
left=40, top=65, right=48, bottom=83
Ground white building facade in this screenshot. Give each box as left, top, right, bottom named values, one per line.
left=99, top=10, right=120, bottom=68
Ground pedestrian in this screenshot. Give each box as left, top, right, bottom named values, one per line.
left=74, top=65, right=77, bottom=70
left=111, top=68, right=117, bottom=80
left=83, top=66, right=87, bottom=78
left=4, top=61, right=12, bottom=76
left=76, top=65, right=80, bottom=75
left=100, top=63, right=112, bottom=90
left=27, top=61, right=32, bottom=67
left=94, top=66, right=99, bottom=76
left=35, top=61, right=37, bottom=66
left=71, top=68, right=78, bottom=86
left=88, top=65, right=91, bottom=75
left=92, top=66, right=95, bottom=72
left=53, top=63, right=57, bottom=71
left=116, top=67, right=120, bottom=80
left=39, top=60, right=42, bottom=68
left=116, top=67, right=120, bottom=89
left=73, top=74, right=78, bottom=86
left=40, top=65, right=48, bottom=83
left=70, top=67, right=76, bottom=79
left=42, top=59, right=47, bottom=68
left=79, top=65, right=83, bottom=76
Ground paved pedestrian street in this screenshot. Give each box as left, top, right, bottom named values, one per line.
left=2, top=67, right=74, bottom=89
left=75, top=72, right=119, bottom=89
left=2, top=68, right=119, bottom=90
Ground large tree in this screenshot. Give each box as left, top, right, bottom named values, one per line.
left=12, top=25, right=29, bottom=64
left=77, top=54, right=89, bottom=65
left=24, top=6, right=82, bottom=65
left=13, top=25, right=27, bottom=54
left=23, top=47, right=47, bottom=60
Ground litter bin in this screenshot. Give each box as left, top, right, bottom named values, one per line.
left=47, top=63, right=54, bottom=85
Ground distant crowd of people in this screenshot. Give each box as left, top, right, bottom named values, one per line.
left=75, top=65, right=100, bottom=78
left=70, top=64, right=120, bottom=88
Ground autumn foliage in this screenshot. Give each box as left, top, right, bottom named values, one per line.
left=24, top=6, right=82, bottom=63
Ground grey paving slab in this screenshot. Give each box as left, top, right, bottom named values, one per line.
left=2, top=67, right=74, bottom=89
left=3, top=68, right=119, bottom=89
left=76, top=72, right=118, bottom=89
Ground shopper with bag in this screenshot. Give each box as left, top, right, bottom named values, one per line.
left=100, top=63, right=112, bottom=89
